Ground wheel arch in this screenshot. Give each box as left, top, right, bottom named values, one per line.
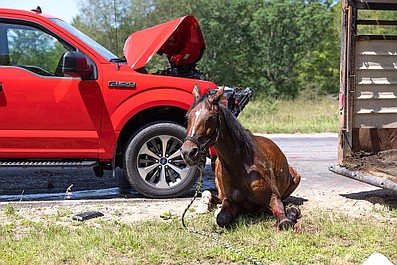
left=114, top=105, right=188, bottom=168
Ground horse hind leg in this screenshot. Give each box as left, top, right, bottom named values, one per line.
left=281, top=165, right=301, bottom=200
left=286, top=205, right=301, bottom=224
left=270, top=194, right=295, bottom=230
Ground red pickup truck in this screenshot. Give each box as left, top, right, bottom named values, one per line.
left=0, top=7, right=221, bottom=198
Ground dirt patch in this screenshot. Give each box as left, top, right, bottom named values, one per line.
left=290, top=188, right=397, bottom=223
left=1, top=187, right=396, bottom=226
left=345, top=149, right=397, bottom=183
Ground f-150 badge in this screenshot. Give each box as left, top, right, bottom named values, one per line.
left=108, top=81, right=136, bottom=88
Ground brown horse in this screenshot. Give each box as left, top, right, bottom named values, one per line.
left=181, top=85, right=301, bottom=229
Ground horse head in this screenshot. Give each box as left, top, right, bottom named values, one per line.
left=181, top=84, right=224, bottom=167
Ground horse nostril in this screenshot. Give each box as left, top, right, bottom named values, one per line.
left=188, top=147, right=199, bottom=159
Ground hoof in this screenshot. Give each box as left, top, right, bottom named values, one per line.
left=286, top=206, right=301, bottom=222
left=278, top=218, right=294, bottom=230
left=216, top=210, right=233, bottom=228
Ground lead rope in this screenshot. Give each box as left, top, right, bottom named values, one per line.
left=181, top=166, right=263, bottom=265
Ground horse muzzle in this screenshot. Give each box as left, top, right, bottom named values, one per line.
left=181, top=140, right=204, bottom=167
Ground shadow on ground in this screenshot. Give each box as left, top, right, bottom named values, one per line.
left=340, top=189, right=397, bottom=210
left=284, top=195, right=309, bottom=207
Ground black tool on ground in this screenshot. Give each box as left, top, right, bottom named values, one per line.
left=72, top=211, right=104, bottom=221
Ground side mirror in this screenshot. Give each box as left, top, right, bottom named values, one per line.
left=62, top=51, right=93, bottom=79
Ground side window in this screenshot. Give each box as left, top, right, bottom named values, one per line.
left=3, top=23, right=71, bottom=76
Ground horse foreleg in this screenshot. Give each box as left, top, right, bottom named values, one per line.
left=270, top=194, right=294, bottom=230
left=216, top=199, right=241, bottom=228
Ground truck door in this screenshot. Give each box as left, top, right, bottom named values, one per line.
left=0, top=20, right=103, bottom=158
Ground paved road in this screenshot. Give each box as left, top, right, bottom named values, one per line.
left=268, top=133, right=373, bottom=193
left=0, top=134, right=384, bottom=201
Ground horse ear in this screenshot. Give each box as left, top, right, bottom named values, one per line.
left=192, top=84, right=200, bottom=100
left=209, top=85, right=224, bottom=104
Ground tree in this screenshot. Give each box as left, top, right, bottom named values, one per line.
left=296, top=0, right=340, bottom=97
left=193, top=0, right=260, bottom=88
left=8, top=28, right=67, bottom=73
left=73, top=0, right=194, bottom=56
left=247, top=0, right=336, bottom=98
left=72, top=0, right=341, bottom=98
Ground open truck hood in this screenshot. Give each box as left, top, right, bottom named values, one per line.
left=123, top=16, right=206, bottom=69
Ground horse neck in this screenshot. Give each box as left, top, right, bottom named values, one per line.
left=213, top=109, right=247, bottom=167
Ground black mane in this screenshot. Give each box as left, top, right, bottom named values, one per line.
left=219, top=104, right=256, bottom=164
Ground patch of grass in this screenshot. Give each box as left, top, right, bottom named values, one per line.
left=238, top=97, right=338, bottom=133
left=159, top=210, right=178, bottom=220
left=113, top=209, right=123, bottom=216
left=0, top=209, right=396, bottom=264
left=55, top=207, right=72, bottom=220
left=373, top=204, right=397, bottom=219
left=3, top=203, right=16, bottom=216
left=390, top=209, right=397, bottom=218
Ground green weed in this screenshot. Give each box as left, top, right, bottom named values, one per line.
left=3, top=203, right=16, bottom=216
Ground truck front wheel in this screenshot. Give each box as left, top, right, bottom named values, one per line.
left=124, top=121, right=199, bottom=198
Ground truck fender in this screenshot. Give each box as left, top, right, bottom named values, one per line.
left=111, top=88, right=193, bottom=132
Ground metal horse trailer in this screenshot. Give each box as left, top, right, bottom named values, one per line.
left=330, top=0, right=397, bottom=192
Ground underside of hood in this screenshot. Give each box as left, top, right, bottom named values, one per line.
left=123, top=15, right=206, bottom=70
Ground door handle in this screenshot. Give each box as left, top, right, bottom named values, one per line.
left=0, top=83, right=2, bottom=93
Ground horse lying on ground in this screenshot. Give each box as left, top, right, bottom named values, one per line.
left=181, top=85, right=301, bottom=229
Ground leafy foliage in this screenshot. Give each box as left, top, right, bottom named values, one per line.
left=247, top=0, right=335, bottom=97
left=297, top=1, right=341, bottom=97
left=73, top=0, right=341, bottom=98
left=358, top=9, right=397, bottom=35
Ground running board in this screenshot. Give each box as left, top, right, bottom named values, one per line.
left=0, top=160, right=98, bottom=168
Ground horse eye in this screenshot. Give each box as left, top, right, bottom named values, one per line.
left=197, top=136, right=207, bottom=144
left=207, top=116, right=216, bottom=123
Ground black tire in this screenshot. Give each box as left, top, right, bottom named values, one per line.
left=124, top=121, right=199, bottom=198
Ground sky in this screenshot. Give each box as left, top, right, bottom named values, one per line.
left=0, top=0, right=80, bottom=23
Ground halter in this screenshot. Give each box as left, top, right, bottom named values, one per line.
left=184, top=104, right=221, bottom=153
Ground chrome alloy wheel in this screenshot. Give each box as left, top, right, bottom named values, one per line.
left=136, top=135, right=189, bottom=189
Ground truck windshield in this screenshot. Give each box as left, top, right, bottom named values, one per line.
left=51, top=18, right=117, bottom=61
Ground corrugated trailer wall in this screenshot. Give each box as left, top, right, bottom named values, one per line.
left=339, top=0, right=397, bottom=158
left=352, top=38, right=397, bottom=152
left=332, top=0, right=397, bottom=191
